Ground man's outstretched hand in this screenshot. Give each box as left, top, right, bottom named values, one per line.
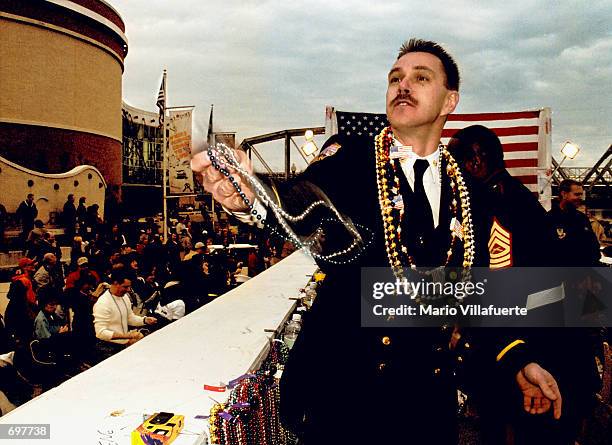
left=516, top=362, right=562, bottom=419
left=191, top=146, right=255, bottom=212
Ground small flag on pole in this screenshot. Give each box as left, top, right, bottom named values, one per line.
left=156, top=71, right=166, bottom=127
left=207, top=104, right=214, bottom=145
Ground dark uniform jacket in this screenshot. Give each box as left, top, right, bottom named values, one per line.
left=547, top=205, right=601, bottom=267
left=274, top=134, right=490, bottom=444
left=464, top=171, right=601, bottom=444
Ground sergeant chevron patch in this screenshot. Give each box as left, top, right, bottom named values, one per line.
left=488, top=217, right=512, bottom=269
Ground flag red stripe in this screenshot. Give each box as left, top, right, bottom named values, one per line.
left=493, top=126, right=540, bottom=137
left=448, top=111, right=540, bottom=121
left=504, top=159, right=538, bottom=168
left=514, top=175, right=538, bottom=184
left=442, top=126, right=539, bottom=138
left=501, top=142, right=539, bottom=152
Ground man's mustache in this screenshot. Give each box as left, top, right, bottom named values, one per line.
left=392, top=93, right=418, bottom=107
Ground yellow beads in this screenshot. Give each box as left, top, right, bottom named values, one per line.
left=375, top=127, right=475, bottom=282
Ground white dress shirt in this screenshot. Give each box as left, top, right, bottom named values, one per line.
left=231, top=140, right=443, bottom=229
left=394, top=138, right=441, bottom=228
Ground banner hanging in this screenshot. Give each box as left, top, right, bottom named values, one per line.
left=168, top=109, right=195, bottom=194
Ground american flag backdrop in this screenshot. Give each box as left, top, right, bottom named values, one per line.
left=325, top=106, right=552, bottom=208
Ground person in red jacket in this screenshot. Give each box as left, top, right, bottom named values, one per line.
left=64, top=257, right=100, bottom=290
left=4, top=258, right=38, bottom=348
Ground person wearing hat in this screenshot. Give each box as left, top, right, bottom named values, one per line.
left=182, top=241, right=203, bottom=262
left=195, top=241, right=207, bottom=254
left=189, top=241, right=208, bottom=260
left=4, top=258, right=38, bottom=348
left=65, top=257, right=100, bottom=290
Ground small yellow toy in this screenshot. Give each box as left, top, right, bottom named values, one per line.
left=131, top=412, right=184, bottom=445
left=314, top=271, right=326, bottom=282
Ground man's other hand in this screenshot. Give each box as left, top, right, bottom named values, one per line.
left=191, top=147, right=255, bottom=212
left=515, top=362, right=562, bottom=419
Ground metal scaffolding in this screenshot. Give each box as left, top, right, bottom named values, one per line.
left=239, top=127, right=326, bottom=180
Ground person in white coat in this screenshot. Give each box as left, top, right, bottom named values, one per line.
left=93, top=268, right=156, bottom=360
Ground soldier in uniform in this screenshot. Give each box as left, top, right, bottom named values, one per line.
left=447, top=125, right=550, bottom=267
left=449, top=126, right=601, bottom=445
left=193, top=40, right=562, bottom=444
left=547, top=179, right=601, bottom=267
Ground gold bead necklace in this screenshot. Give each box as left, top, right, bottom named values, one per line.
left=374, top=126, right=475, bottom=279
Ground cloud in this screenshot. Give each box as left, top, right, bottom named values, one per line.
left=114, top=0, right=612, bottom=169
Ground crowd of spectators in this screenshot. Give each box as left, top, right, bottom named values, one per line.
left=0, top=195, right=293, bottom=407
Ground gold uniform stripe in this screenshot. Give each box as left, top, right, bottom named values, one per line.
left=496, top=339, right=525, bottom=362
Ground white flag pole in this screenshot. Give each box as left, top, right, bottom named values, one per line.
left=162, top=69, right=168, bottom=243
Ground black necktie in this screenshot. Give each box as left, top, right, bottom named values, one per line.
left=413, top=159, right=434, bottom=234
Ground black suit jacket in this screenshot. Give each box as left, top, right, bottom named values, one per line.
left=274, top=134, right=489, bottom=443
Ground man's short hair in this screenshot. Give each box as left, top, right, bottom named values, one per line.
left=27, top=193, right=34, bottom=199
left=397, top=39, right=460, bottom=91
left=34, top=219, right=44, bottom=228
left=559, top=179, right=582, bottom=196
left=450, top=125, right=505, bottom=171
left=43, top=252, right=55, bottom=263
left=110, top=265, right=134, bottom=285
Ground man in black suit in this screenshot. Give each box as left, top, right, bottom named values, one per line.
left=16, top=193, right=37, bottom=247
left=193, top=39, right=562, bottom=444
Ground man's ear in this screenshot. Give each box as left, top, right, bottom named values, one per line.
left=441, top=91, right=459, bottom=117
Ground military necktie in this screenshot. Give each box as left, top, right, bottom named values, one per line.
left=413, top=159, right=435, bottom=235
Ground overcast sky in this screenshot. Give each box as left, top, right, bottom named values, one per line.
left=113, top=0, right=611, bottom=171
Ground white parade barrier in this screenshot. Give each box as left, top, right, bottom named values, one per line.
left=0, top=250, right=317, bottom=444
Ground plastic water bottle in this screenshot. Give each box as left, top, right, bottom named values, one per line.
left=283, top=314, right=302, bottom=349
